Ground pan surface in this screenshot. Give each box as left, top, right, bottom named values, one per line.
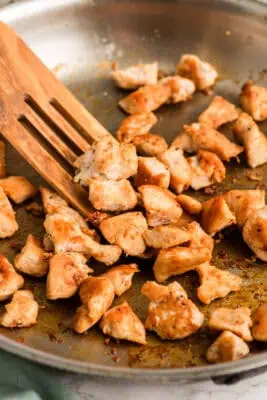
left=0, top=0, right=267, bottom=382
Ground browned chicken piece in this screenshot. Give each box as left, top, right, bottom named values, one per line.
left=0, top=255, right=24, bottom=301
left=141, top=281, right=188, bottom=301
left=73, top=276, right=115, bottom=334
left=46, top=253, right=92, bottom=300
left=159, top=76, right=196, bottom=103
left=201, top=196, right=236, bottom=236
left=252, top=303, right=267, bottom=341
left=100, top=302, right=146, bottom=344
left=188, top=150, right=226, bottom=190
left=242, top=207, right=267, bottom=261
left=223, top=189, right=265, bottom=227
left=0, top=290, right=39, bottom=328
left=206, top=331, right=249, bottom=363
left=102, top=264, right=139, bottom=296
left=99, top=212, right=147, bottom=256
left=209, top=307, right=253, bottom=341
left=117, top=112, right=157, bottom=143
left=187, top=221, right=214, bottom=253
left=132, top=133, right=168, bottom=157
left=196, top=263, right=242, bottom=304
left=158, top=148, right=192, bottom=193
left=0, top=141, right=6, bottom=178
left=171, top=131, right=196, bottom=153
left=184, top=123, right=243, bottom=161
left=143, top=225, right=191, bottom=249
left=0, top=187, right=18, bottom=238
left=88, top=178, right=137, bottom=212
left=14, top=234, right=51, bottom=277
left=233, top=112, right=267, bottom=168
left=240, top=80, right=267, bottom=121
left=176, top=194, right=202, bottom=215
left=111, top=62, right=158, bottom=89
left=40, top=187, right=68, bottom=214
left=74, top=137, right=137, bottom=185
left=134, top=157, right=170, bottom=189
left=177, top=54, right=218, bottom=91
left=119, top=83, right=171, bottom=114
left=138, top=185, right=182, bottom=227
left=0, top=176, right=37, bottom=204
left=198, top=96, right=239, bottom=128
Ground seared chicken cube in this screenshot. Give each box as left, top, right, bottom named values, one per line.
left=240, top=81, right=267, bottom=121
left=171, top=131, right=196, bottom=154
left=196, top=263, right=242, bottom=304
left=159, top=148, right=192, bottom=193
left=0, top=176, right=37, bottom=204
left=134, top=157, right=170, bottom=189
left=184, top=123, right=243, bottom=161
left=198, top=96, right=239, bottom=128
left=99, top=212, right=147, bottom=256
left=252, top=304, right=267, bottom=341
left=46, top=253, right=92, bottom=300
left=177, top=54, right=218, bottom=91
left=73, top=276, right=115, bottom=334
left=233, top=112, right=267, bottom=168
left=141, top=281, right=188, bottom=301
left=188, top=150, right=226, bottom=190
left=223, top=189, right=265, bottom=227
left=88, top=178, right=137, bottom=212
left=0, top=290, right=38, bottom=328
left=102, top=264, right=139, bottom=296
left=40, top=187, right=68, bottom=214
left=159, top=76, right=195, bottom=103
left=138, top=185, right=182, bottom=227
left=117, top=112, right=157, bottom=143
left=0, top=187, right=18, bottom=238
left=111, top=62, right=158, bottom=89
left=14, top=234, right=51, bottom=277
left=0, top=141, right=6, bottom=178
left=119, top=83, right=171, bottom=114
left=209, top=307, right=252, bottom=341
left=206, top=331, right=249, bottom=363
left=0, top=255, right=24, bottom=301
left=144, top=225, right=191, bottom=249
left=201, top=196, right=236, bottom=236
left=176, top=194, right=202, bottom=215
left=242, top=206, right=267, bottom=261
left=132, top=133, right=168, bottom=157
left=74, top=137, right=137, bottom=184
left=187, top=221, right=214, bottom=253
left=100, top=301, right=146, bottom=344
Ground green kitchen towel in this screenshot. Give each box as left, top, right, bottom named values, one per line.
left=0, top=349, right=79, bottom=400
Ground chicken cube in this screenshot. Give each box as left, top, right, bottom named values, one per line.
left=119, top=83, right=171, bottom=114
left=252, top=304, right=267, bottom=341
left=171, top=131, right=196, bottom=154
left=176, top=194, right=202, bottom=215
left=14, top=234, right=51, bottom=277
left=209, top=307, right=252, bottom=341
left=138, top=185, right=182, bottom=227
left=201, top=196, right=236, bottom=236
left=143, top=225, right=191, bottom=249
left=141, top=281, right=188, bottom=302
left=100, top=301, right=146, bottom=344
left=159, top=147, right=192, bottom=193
left=0, top=141, right=6, bottom=178
left=111, top=62, right=158, bottom=89
left=40, top=187, right=68, bottom=214
left=188, top=150, right=226, bottom=190
left=117, top=112, right=157, bottom=143
left=233, top=112, right=267, bottom=168
left=99, top=212, right=147, bottom=256
left=198, top=96, right=239, bottom=129
left=0, top=187, right=18, bottom=238
left=0, top=290, right=38, bottom=328
left=242, top=207, right=267, bottom=261
left=0, top=255, right=24, bottom=301
left=206, top=331, right=249, bottom=363
left=0, top=176, right=37, bottom=204
left=134, top=157, right=170, bottom=189
left=102, top=264, right=139, bottom=296
left=177, top=54, right=218, bottom=91
left=159, top=76, right=195, bottom=103
left=132, top=133, right=168, bottom=157
left=240, top=81, right=267, bottom=121
left=46, top=253, right=92, bottom=300
left=88, top=178, right=137, bottom=212
left=187, top=221, right=214, bottom=253
left=196, top=263, right=242, bottom=304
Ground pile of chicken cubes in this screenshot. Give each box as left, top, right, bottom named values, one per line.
left=1, top=54, right=267, bottom=365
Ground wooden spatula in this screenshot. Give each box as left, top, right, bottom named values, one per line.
left=0, top=22, right=114, bottom=222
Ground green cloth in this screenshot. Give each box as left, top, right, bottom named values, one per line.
left=0, top=349, right=79, bottom=400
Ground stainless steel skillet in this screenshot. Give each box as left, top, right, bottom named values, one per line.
left=0, top=0, right=267, bottom=383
